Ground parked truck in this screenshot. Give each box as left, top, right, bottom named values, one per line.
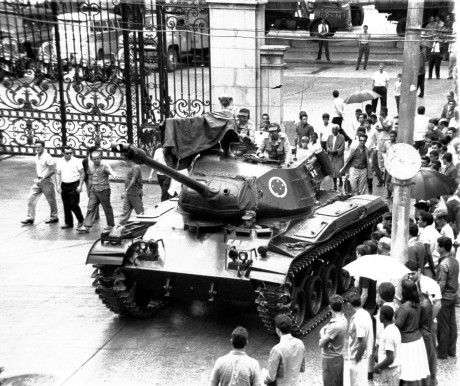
left=373, top=0, right=455, bottom=36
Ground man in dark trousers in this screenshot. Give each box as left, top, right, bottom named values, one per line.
left=356, top=25, right=371, bottom=70
left=371, top=63, right=390, bottom=112
left=429, top=34, right=443, bottom=80
left=316, top=19, right=330, bottom=61
left=436, top=236, right=459, bottom=359
left=417, top=45, right=426, bottom=98
left=56, top=145, right=85, bottom=229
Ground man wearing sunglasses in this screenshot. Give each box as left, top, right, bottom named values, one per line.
left=56, top=146, right=85, bottom=229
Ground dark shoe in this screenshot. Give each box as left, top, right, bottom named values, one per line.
left=438, top=355, right=448, bottom=360
left=45, top=218, right=59, bottom=224
left=428, top=77, right=432, bottom=79
left=376, top=182, right=384, bottom=187
left=418, top=94, right=424, bottom=98
left=448, top=77, right=453, bottom=79
left=20, top=219, right=34, bottom=225
left=61, top=224, right=73, bottom=229
left=327, top=58, right=331, bottom=62
left=368, top=190, right=373, bottom=195
left=315, top=57, right=321, bottom=60
left=355, top=67, right=359, bottom=70
left=363, top=67, right=367, bottom=70
left=448, top=354, right=456, bottom=358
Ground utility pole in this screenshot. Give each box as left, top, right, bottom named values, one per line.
left=390, top=0, right=424, bottom=266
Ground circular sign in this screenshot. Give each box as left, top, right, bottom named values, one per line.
left=384, top=143, right=421, bottom=180
left=269, top=176, right=288, bottom=198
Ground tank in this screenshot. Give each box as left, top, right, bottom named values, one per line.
left=87, top=141, right=388, bottom=336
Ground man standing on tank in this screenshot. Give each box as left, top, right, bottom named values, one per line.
left=77, top=150, right=116, bottom=233
left=340, top=133, right=372, bottom=195
left=56, top=145, right=85, bottom=229
left=257, top=123, right=291, bottom=166
left=21, top=140, right=59, bottom=225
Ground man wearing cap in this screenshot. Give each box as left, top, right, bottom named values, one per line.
left=257, top=123, right=291, bottom=166
left=340, top=133, right=372, bottom=195
left=237, top=108, right=255, bottom=145
left=242, top=210, right=261, bottom=229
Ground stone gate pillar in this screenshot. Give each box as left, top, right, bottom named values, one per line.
left=260, top=45, right=289, bottom=127
left=206, top=0, right=267, bottom=125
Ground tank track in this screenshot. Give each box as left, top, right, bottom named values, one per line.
left=256, top=207, right=386, bottom=336
left=92, top=266, right=166, bottom=317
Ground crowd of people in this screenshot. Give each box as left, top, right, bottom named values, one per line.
left=210, top=208, right=458, bottom=386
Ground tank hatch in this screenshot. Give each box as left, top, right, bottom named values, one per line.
left=315, top=201, right=358, bottom=217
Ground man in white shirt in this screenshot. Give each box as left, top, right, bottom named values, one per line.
left=316, top=18, right=330, bottom=61
left=56, top=146, right=85, bottom=229
left=332, top=90, right=353, bottom=146
left=413, top=106, right=431, bottom=151
left=21, top=140, right=58, bottom=225
left=371, top=63, right=390, bottom=112
left=319, top=112, right=333, bottom=150
left=418, top=212, right=440, bottom=278
left=375, top=107, right=393, bottom=173
left=428, top=34, right=442, bottom=79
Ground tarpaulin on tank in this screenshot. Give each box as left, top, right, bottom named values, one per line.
left=164, top=111, right=237, bottom=160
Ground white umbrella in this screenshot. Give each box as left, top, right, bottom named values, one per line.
left=342, top=254, right=411, bottom=282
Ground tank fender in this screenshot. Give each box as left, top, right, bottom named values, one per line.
left=86, top=238, right=133, bottom=266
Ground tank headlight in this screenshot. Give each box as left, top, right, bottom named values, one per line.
left=138, top=241, right=147, bottom=251
left=238, top=252, right=248, bottom=262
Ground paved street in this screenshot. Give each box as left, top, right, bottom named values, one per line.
left=1, top=58, right=460, bottom=385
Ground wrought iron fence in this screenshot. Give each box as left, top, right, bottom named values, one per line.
left=0, top=0, right=211, bottom=157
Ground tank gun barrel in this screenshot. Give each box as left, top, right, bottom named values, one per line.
left=112, top=144, right=212, bottom=197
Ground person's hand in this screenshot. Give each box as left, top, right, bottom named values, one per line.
left=57, top=186, right=62, bottom=194
left=76, top=186, right=82, bottom=193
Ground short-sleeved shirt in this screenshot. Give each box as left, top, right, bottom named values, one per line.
left=365, top=127, right=380, bottom=150
left=349, top=308, right=374, bottom=360
left=57, top=156, right=83, bottom=183
left=89, top=162, right=112, bottom=191
left=318, top=122, right=333, bottom=141
left=333, top=98, right=345, bottom=118
left=413, top=115, right=431, bottom=141
left=372, top=70, right=390, bottom=87
left=210, top=350, right=262, bottom=386
left=419, top=225, right=441, bottom=264
left=350, top=147, right=368, bottom=169
left=419, top=274, right=442, bottom=305
left=125, top=164, right=143, bottom=195
left=36, top=152, right=55, bottom=178
left=378, top=324, right=401, bottom=368
left=321, top=313, right=348, bottom=358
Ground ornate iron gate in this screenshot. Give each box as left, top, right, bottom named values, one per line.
left=0, top=0, right=211, bottom=157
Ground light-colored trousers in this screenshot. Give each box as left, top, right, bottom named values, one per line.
left=27, top=178, right=58, bottom=220
left=349, top=167, right=368, bottom=195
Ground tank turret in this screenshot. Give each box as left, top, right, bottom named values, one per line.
left=113, top=142, right=332, bottom=220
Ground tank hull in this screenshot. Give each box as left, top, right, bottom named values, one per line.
left=88, top=192, right=388, bottom=335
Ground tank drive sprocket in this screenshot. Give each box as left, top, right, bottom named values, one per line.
left=92, top=265, right=166, bottom=317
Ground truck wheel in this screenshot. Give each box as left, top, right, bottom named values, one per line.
left=166, top=47, right=178, bottom=72
left=396, top=18, right=407, bottom=37
left=309, top=19, right=321, bottom=37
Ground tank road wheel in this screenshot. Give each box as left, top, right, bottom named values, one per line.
left=320, top=264, right=338, bottom=303
left=305, top=275, right=323, bottom=317
left=94, top=265, right=165, bottom=318
left=291, top=283, right=308, bottom=327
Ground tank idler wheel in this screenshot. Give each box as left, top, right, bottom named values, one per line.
left=305, top=274, right=323, bottom=317
left=321, top=264, right=338, bottom=303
